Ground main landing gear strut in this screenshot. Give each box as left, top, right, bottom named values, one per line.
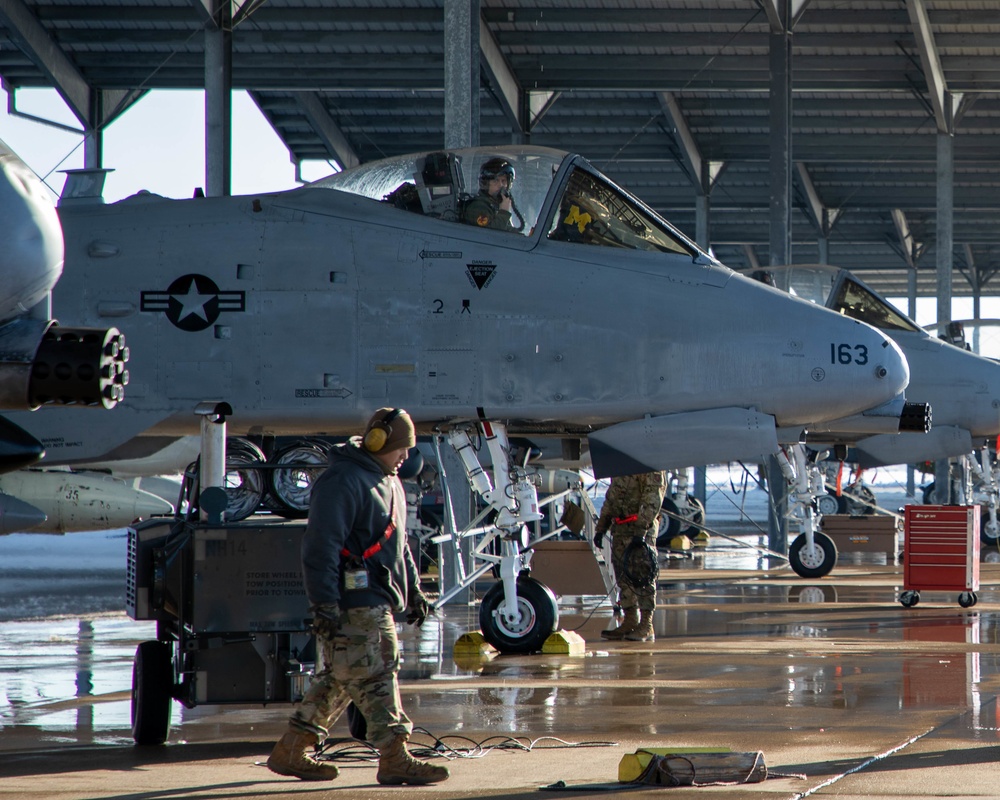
left=431, top=420, right=560, bottom=654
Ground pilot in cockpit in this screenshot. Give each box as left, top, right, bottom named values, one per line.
left=462, top=158, right=521, bottom=232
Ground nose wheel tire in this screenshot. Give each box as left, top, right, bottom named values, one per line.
left=788, top=532, right=838, bottom=578
left=131, top=640, right=174, bottom=746
left=479, top=577, right=558, bottom=654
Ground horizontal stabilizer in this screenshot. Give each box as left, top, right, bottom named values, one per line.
left=853, top=425, right=973, bottom=469
left=588, top=408, right=778, bottom=478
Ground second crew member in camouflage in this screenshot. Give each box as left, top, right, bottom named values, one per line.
left=593, top=471, right=667, bottom=641
left=267, top=408, right=448, bottom=785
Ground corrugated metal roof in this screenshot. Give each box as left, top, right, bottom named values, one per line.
left=2, top=0, right=1000, bottom=297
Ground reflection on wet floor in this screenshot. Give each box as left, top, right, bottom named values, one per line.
left=6, top=473, right=1000, bottom=771
left=6, top=573, right=1000, bottom=752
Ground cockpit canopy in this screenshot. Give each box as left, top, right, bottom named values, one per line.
left=748, top=264, right=921, bottom=333
left=311, top=145, right=706, bottom=258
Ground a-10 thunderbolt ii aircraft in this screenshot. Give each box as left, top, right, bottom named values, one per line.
left=755, top=264, right=1000, bottom=550
left=2, top=145, right=915, bottom=650
left=0, top=140, right=147, bottom=534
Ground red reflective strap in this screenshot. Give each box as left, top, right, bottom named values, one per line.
left=614, top=513, right=639, bottom=525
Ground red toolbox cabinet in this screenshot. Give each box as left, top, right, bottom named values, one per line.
left=900, top=505, right=980, bottom=608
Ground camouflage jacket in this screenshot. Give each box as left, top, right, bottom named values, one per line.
left=595, top=472, right=667, bottom=535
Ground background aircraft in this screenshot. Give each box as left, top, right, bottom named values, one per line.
left=753, top=264, right=1000, bottom=544
left=1, top=144, right=915, bottom=648
left=0, top=139, right=131, bottom=532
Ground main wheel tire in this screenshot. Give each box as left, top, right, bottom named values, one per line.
left=816, top=491, right=846, bottom=517
left=131, top=640, right=173, bottom=746
left=267, top=439, right=331, bottom=518
left=788, top=532, right=838, bottom=579
left=223, top=437, right=267, bottom=521
left=845, top=484, right=876, bottom=516
left=675, top=494, right=706, bottom=536
left=981, top=513, right=1000, bottom=547
left=479, top=577, right=558, bottom=654
left=655, top=496, right=681, bottom=548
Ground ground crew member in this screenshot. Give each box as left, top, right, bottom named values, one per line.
left=593, top=471, right=666, bottom=641
left=463, top=157, right=517, bottom=231
left=267, top=408, right=449, bottom=785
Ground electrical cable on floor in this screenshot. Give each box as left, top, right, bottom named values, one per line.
left=316, top=728, right=618, bottom=764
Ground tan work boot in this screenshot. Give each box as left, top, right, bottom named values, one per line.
left=624, top=609, right=655, bottom=642
left=377, top=735, right=450, bottom=785
left=601, top=607, right=639, bottom=640
left=267, top=729, right=340, bottom=781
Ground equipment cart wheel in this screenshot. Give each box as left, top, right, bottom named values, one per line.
left=131, top=640, right=174, bottom=745
left=479, top=577, right=558, bottom=655
left=788, top=531, right=838, bottom=578
left=899, top=590, right=920, bottom=608
left=958, top=591, right=978, bottom=608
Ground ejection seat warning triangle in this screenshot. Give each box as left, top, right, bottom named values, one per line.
left=466, top=263, right=496, bottom=290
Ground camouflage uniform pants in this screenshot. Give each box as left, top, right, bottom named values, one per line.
left=610, top=528, right=658, bottom=612
left=289, top=605, right=412, bottom=749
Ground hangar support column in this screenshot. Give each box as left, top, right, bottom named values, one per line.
left=444, top=0, right=480, bottom=148
left=204, top=0, right=232, bottom=198
left=765, top=0, right=794, bottom=556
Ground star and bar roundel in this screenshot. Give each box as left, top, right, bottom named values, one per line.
left=140, top=274, right=246, bottom=332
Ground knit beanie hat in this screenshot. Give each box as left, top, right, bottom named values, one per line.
left=362, top=407, right=416, bottom=453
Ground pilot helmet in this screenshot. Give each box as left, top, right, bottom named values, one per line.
left=479, top=157, right=515, bottom=190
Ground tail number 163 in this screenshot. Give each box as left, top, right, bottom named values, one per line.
left=831, top=343, right=869, bottom=365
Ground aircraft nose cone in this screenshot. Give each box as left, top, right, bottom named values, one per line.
left=0, top=139, right=63, bottom=323
left=131, top=489, right=175, bottom=520
left=0, top=494, right=47, bottom=534
left=0, top=417, right=45, bottom=473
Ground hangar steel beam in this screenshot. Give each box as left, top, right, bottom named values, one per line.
left=0, top=0, right=139, bottom=168
left=760, top=0, right=812, bottom=30
left=905, top=0, right=960, bottom=134
left=890, top=208, right=922, bottom=270
left=293, top=92, right=360, bottom=171
left=479, top=16, right=522, bottom=135
left=795, top=162, right=841, bottom=263
left=657, top=91, right=724, bottom=250
left=527, top=91, right=560, bottom=131
left=0, top=0, right=90, bottom=127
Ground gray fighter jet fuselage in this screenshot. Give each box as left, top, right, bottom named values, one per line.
left=7, top=147, right=909, bottom=481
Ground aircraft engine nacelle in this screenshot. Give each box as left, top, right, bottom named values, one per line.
left=588, top=407, right=780, bottom=478
left=0, top=319, right=129, bottom=411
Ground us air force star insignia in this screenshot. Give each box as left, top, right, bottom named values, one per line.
left=140, top=273, right=246, bottom=332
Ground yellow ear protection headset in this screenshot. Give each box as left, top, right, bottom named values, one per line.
left=363, top=408, right=401, bottom=452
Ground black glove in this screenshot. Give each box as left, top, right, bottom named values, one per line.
left=311, top=603, right=341, bottom=639
left=406, top=593, right=430, bottom=627
left=594, top=530, right=606, bottom=549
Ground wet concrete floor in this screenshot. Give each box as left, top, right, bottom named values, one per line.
left=4, top=523, right=1000, bottom=799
